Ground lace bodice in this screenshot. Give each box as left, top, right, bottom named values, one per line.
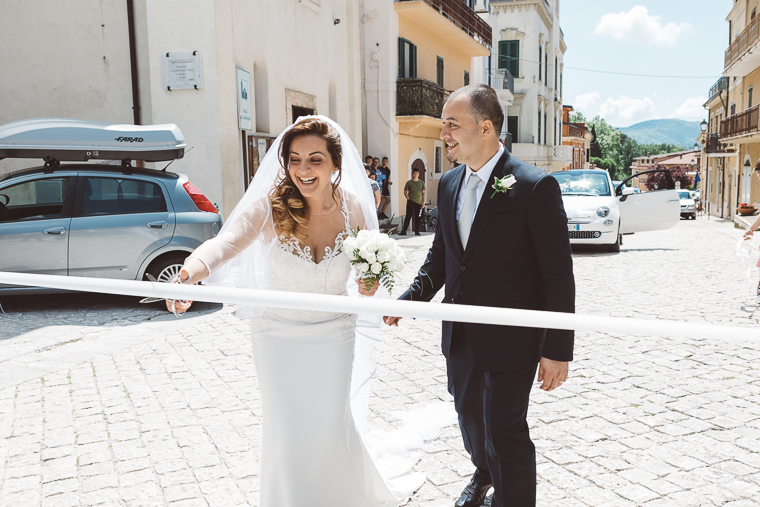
left=261, top=201, right=353, bottom=324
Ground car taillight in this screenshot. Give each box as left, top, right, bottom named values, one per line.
left=183, top=181, right=218, bottom=213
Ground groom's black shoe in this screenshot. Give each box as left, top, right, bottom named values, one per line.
left=455, top=479, right=492, bottom=507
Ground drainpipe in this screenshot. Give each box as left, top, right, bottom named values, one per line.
left=127, top=0, right=141, bottom=125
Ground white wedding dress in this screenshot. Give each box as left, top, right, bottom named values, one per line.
left=190, top=197, right=422, bottom=507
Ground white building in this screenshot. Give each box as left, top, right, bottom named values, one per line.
left=478, top=0, right=571, bottom=172
left=0, top=0, right=362, bottom=217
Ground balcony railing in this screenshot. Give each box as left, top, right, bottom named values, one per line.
left=396, top=0, right=492, bottom=50
left=489, top=68, right=514, bottom=94
left=708, top=76, right=728, bottom=101
left=720, top=104, right=760, bottom=139
left=396, top=78, right=450, bottom=118
left=725, top=13, right=760, bottom=70
left=562, top=123, right=587, bottom=138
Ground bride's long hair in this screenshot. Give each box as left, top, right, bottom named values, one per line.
left=270, top=118, right=343, bottom=241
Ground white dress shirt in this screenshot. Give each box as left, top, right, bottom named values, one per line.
left=456, top=145, right=505, bottom=221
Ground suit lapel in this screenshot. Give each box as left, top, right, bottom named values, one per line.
left=449, top=165, right=466, bottom=257
left=462, top=150, right=511, bottom=261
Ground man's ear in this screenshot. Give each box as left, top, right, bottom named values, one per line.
left=481, top=119, right=494, bottom=138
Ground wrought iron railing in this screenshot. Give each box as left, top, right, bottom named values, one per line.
left=704, top=133, right=724, bottom=153
left=396, top=0, right=492, bottom=50
left=720, top=104, right=760, bottom=139
left=725, top=14, right=760, bottom=70
left=490, top=68, right=514, bottom=94
left=396, top=78, right=450, bottom=118
left=708, top=76, right=728, bottom=102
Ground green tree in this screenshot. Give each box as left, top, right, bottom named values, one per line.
left=569, top=112, right=587, bottom=123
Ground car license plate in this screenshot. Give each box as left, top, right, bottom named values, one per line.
left=567, top=224, right=579, bottom=231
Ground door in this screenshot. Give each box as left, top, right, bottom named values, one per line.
left=0, top=176, right=73, bottom=285
left=68, top=175, right=175, bottom=279
left=617, top=170, right=680, bottom=234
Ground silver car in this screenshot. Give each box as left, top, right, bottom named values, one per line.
left=0, top=118, right=221, bottom=294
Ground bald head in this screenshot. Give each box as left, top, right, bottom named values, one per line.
left=447, top=84, right=504, bottom=137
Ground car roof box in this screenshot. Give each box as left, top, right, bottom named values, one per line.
left=0, top=118, right=186, bottom=162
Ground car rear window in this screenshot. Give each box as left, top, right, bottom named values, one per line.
left=82, top=177, right=167, bottom=216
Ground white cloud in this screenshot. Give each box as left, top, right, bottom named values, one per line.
left=572, top=92, right=600, bottom=116
left=598, top=96, right=657, bottom=127
left=594, top=6, right=691, bottom=47
left=669, top=96, right=708, bottom=121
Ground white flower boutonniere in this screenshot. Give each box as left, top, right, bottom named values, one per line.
left=490, top=174, right=516, bottom=199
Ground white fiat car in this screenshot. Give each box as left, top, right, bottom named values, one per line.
left=552, top=169, right=680, bottom=252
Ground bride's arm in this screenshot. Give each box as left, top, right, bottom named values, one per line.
left=181, top=200, right=270, bottom=284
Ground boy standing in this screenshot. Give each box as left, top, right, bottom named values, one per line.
left=399, top=168, right=425, bottom=236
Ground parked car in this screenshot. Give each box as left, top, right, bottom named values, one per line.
left=678, top=190, right=697, bottom=220
left=0, top=118, right=222, bottom=294
left=552, top=169, right=680, bottom=252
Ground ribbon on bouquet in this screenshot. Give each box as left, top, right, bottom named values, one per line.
left=1, top=271, right=758, bottom=342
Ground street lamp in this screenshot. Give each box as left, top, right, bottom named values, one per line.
left=701, top=119, right=708, bottom=132
left=694, top=142, right=700, bottom=151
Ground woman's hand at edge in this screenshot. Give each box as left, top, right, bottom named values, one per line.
left=744, top=229, right=755, bottom=241
left=164, top=258, right=208, bottom=315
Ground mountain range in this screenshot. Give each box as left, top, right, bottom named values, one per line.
left=618, top=119, right=702, bottom=148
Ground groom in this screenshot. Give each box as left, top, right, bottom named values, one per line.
left=385, top=84, right=575, bottom=507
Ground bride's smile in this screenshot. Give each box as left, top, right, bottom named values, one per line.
left=287, top=135, right=339, bottom=211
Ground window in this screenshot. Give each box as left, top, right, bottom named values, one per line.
left=498, top=40, right=519, bottom=77
left=753, top=7, right=756, bottom=20
left=398, top=38, right=417, bottom=78
left=544, top=112, right=548, bottom=145
left=437, top=56, right=444, bottom=87
left=750, top=86, right=754, bottom=108
left=434, top=145, right=443, bottom=175
left=538, top=45, right=542, bottom=81
left=731, top=102, right=736, bottom=115
left=0, top=177, right=69, bottom=222
left=554, top=57, right=558, bottom=88
left=464, top=70, right=469, bottom=86
left=507, top=116, right=519, bottom=142
left=538, top=109, right=542, bottom=144
left=554, top=117, right=557, bottom=146
left=545, top=52, right=548, bottom=84
left=82, top=177, right=166, bottom=216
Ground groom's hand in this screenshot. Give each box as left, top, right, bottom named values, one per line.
left=537, top=357, right=568, bottom=391
left=383, top=316, right=402, bottom=326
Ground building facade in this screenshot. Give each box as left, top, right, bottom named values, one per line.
left=630, top=149, right=701, bottom=192
left=560, top=105, right=591, bottom=170
left=481, top=0, right=571, bottom=173
left=703, top=76, right=739, bottom=218
left=0, top=0, right=363, bottom=217
left=361, top=0, right=492, bottom=211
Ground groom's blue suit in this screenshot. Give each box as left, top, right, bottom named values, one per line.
left=400, top=148, right=575, bottom=506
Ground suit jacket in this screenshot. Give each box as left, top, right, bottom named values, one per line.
left=400, top=149, right=575, bottom=372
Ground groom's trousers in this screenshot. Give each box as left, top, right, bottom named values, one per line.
left=447, top=323, right=539, bottom=507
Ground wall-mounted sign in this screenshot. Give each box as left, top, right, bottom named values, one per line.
left=236, top=68, right=252, bottom=131
left=161, top=51, right=203, bottom=91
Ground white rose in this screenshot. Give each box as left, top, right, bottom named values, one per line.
left=343, top=237, right=358, bottom=253
left=359, top=263, right=370, bottom=273
left=365, top=252, right=377, bottom=264
left=371, top=262, right=383, bottom=274
left=389, top=260, right=403, bottom=272
left=377, top=250, right=391, bottom=263
left=358, top=246, right=371, bottom=260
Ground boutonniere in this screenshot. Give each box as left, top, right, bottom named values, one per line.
left=490, top=175, right=516, bottom=198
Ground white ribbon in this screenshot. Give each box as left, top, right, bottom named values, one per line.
left=0, top=271, right=757, bottom=342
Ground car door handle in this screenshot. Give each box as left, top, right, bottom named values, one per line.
left=666, top=199, right=680, bottom=203
left=147, top=221, right=168, bottom=229
left=42, top=227, right=66, bottom=235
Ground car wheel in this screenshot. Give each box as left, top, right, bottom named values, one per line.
left=145, top=253, right=188, bottom=283
left=607, top=234, right=621, bottom=253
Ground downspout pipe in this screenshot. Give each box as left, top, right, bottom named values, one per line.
left=127, top=0, right=141, bottom=125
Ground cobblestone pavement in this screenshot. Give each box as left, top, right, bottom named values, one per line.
left=2, top=215, right=760, bottom=506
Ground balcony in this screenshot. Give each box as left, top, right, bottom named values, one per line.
left=395, top=0, right=491, bottom=56
left=725, top=13, right=760, bottom=75
left=720, top=105, right=760, bottom=139
left=490, top=68, right=514, bottom=94
left=563, top=123, right=587, bottom=138
left=708, top=76, right=728, bottom=102
left=704, top=132, right=734, bottom=154
left=397, top=77, right=450, bottom=118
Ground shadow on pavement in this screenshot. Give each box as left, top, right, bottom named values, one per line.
left=0, top=291, right=223, bottom=340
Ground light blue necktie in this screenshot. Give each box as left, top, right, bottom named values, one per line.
left=458, top=174, right=479, bottom=248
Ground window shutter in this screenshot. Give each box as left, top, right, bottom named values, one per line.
left=538, top=109, right=541, bottom=144
left=411, top=44, right=417, bottom=78
left=398, top=38, right=404, bottom=78
left=539, top=46, right=542, bottom=81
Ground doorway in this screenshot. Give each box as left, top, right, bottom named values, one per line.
left=411, top=158, right=426, bottom=186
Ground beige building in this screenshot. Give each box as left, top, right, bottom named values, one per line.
left=0, top=0, right=363, bottom=217
left=361, top=0, right=491, bottom=211
left=560, top=105, right=591, bottom=170
left=703, top=77, right=739, bottom=218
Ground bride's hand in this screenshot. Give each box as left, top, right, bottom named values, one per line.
left=357, top=279, right=380, bottom=297
left=165, top=267, right=193, bottom=315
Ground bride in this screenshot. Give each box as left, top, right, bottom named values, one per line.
left=167, top=116, right=422, bottom=506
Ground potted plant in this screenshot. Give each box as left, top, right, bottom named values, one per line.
left=737, top=202, right=758, bottom=216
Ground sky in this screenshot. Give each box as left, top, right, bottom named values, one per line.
left=561, top=0, right=730, bottom=128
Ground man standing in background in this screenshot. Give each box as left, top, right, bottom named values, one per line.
left=379, top=156, right=392, bottom=219
left=399, top=167, right=425, bottom=236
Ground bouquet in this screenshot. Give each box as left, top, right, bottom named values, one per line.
left=343, top=228, right=407, bottom=292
